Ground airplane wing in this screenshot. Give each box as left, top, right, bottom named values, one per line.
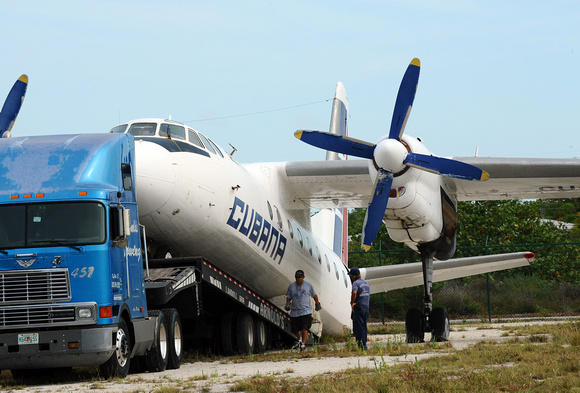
left=449, top=157, right=580, bottom=201
left=282, top=157, right=580, bottom=209
left=360, top=252, right=534, bottom=294
left=283, top=160, right=372, bottom=209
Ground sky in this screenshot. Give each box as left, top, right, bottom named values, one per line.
left=2, top=1, right=579, bottom=163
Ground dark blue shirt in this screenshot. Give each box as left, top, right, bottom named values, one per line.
left=352, top=278, right=370, bottom=308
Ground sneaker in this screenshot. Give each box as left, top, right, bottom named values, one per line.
left=294, top=340, right=302, bottom=349
left=300, top=343, right=306, bottom=351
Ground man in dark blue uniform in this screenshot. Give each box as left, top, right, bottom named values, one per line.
left=349, top=267, right=370, bottom=350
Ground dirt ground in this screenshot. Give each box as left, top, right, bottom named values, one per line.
left=5, top=319, right=573, bottom=393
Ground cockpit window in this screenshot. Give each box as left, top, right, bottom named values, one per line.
left=198, top=133, right=216, bottom=154
left=159, top=124, right=185, bottom=140
left=188, top=129, right=204, bottom=148
left=128, top=123, right=157, bottom=136
left=110, top=124, right=128, bottom=134
left=208, top=138, right=224, bottom=157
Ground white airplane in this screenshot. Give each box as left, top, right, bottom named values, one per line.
left=107, top=58, right=580, bottom=342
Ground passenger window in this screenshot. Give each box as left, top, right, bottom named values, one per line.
left=128, top=123, right=156, bottom=136
left=343, top=271, right=349, bottom=287
left=306, top=237, right=313, bottom=256
left=325, top=254, right=330, bottom=272
left=333, top=262, right=339, bottom=280
left=198, top=133, right=216, bottom=154
left=187, top=129, right=204, bottom=148
left=296, top=228, right=303, bottom=247
left=316, top=246, right=321, bottom=264
left=287, top=220, right=294, bottom=239
left=160, top=124, right=185, bottom=140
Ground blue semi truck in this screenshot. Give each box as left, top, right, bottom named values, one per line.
left=0, top=133, right=292, bottom=379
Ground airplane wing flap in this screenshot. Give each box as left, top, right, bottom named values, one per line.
left=361, top=252, right=533, bottom=294
left=449, top=157, right=580, bottom=201
left=284, top=160, right=372, bottom=209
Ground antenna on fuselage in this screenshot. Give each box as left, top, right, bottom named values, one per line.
left=229, top=143, right=237, bottom=156
left=475, top=146, right=479, bottom=157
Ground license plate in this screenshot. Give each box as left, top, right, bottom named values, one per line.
left=18, top=333, right=39, bottom=345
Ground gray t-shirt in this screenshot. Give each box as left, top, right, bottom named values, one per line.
left=286, top=280, right=317, bottom=317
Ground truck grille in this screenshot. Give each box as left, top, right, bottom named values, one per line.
left=0, top=269, right=71, bottom=305
left=0, top=305, right=77, bottom=328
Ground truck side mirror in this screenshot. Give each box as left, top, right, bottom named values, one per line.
left=113, top=206, right=131, bottom=248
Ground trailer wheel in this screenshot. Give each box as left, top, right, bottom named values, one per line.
left=236, top=312, right=255, bottom=354
left=99, top=317, right=132, bottom=379
left=221, top=312, right=236, bottom=355
left=255, top=318, right=269, bottom=353
left=163, top=308, right=183, bottom=369
left=145, top=310, right=168, bottom=372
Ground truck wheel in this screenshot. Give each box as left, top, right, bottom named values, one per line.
left=255, top=318, right=269, bottom=353
left=236, top=312, right=255, bottom=354
left=163, top=308, right=183, bottom=369
left=99, top=317, right=132, bottom=379
left=221, top=312, right=236, bottom=355
left=145, top=310, right=168, bottom=372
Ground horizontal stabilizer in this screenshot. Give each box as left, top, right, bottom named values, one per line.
left=360, top=252, right=534, bottom=294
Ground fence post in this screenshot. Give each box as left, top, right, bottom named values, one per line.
left=485, top=236, right=491, bottom=322
left=379, top=240, right=385, bottom=324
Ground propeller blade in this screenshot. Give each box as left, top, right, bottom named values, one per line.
left=389, top=58, right=420, bottom=140
left=0, top=74, right=28, bottom=138
left=404, top=153, right=489, bottom=181
left=361, top=169, right=394, bottom=251
left=294, top=130, right=375, bottom=159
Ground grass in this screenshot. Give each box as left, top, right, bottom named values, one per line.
left=2, top=320, right=578, bottom=392
left=231, top=321, right=580, bottom=392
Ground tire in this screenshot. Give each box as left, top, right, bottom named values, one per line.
left=431, top=307, right=450, bottom=342
left=99, top=317, right=132, bottom=379
left=221, top=312, right=236, bottom=355
left=163, top=308, right=183, bottom=369
left=236, top=312, right=255, bottom=354
left=405, top=308, right=425, bottom=343
left=145, top=310, right=168, bottom=372
left=255, top=318, right=269, bottom=353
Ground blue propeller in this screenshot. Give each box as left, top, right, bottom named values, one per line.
left=0, top=74, right=28, bottom=138
left=295, top=58, right=489, bottom=251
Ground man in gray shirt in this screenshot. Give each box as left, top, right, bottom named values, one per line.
left=285, top=269, right=321, bottom=351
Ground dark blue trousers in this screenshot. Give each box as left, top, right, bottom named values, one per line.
left=352, top=306, right=369, bottom=349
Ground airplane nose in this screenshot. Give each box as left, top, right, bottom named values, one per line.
left=134, top=139, right=176, bottom=216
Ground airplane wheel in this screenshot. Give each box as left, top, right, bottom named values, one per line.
left=405, top=308, right=424, bottom=343
left=221, top=312, right=236, bottom=355
left=163, top=308, right=183, bottom=369
left=236, top=312, right=255, bottom=354
left=99, top=317, right=132, bottom=379
left=145, top=310, right=168, bottom=372
left=431, top=307, right=450, bottom=342
left=255, top=318, right=269, bottom=353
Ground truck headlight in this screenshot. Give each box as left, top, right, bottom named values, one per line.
left=77, top=307, right=94, bottom=319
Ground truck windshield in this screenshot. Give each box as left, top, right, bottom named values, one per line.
left=0, top=202, right=106, bottom=250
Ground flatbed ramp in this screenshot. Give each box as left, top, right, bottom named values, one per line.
left=144, top=256, right=295, bottom=352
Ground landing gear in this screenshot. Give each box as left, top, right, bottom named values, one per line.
left=404, top=249, right=450, bottom=343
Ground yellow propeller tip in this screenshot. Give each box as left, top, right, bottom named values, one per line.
left=481, top=171, right=490, bottom=181
left=294, top=130, right=303, bottom=139
left=411, top=58, right=421, bottom=67
left=362, top=244, right=371, bottom=252
left=18, top=75, right=28, bottom=83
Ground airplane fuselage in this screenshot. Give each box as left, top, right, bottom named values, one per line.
left=112, top=119, right=352, bottom=335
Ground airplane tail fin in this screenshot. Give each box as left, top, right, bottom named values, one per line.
left=0, top=74, right=28, bottom=138
left=311, top=82, right=350, bottom=266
